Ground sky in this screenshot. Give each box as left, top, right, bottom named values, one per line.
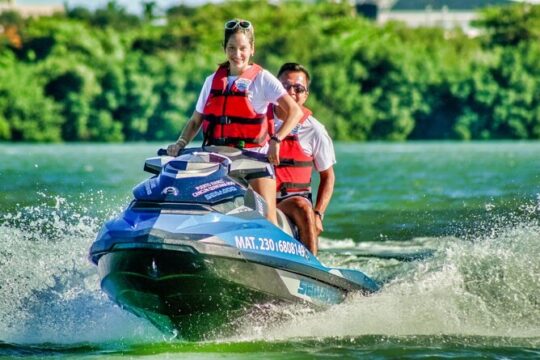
left=15, top=0, right=540, bottom=14
left=16, top=0, right=219, bottom=14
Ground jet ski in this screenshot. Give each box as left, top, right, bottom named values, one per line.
left=89, top=146, right=379, bottom=339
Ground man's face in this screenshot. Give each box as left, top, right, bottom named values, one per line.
left=279, top=71, right=309, bottom=107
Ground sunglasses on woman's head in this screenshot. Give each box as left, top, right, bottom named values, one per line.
left=283, top=83, right=307, bottom=94
left=224, top=20, right=252, bottom=30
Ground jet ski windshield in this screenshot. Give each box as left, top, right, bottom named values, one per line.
left=177, top=152, right=232, bottom=167
left=134, top=151, right=244, bottom=205
left=163, top=152, right=231, bottom=178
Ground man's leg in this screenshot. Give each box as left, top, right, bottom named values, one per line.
left=277, top=196, right=318, bottom=255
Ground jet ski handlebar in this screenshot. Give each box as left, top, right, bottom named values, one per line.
left=157, top=148, right=173, bottom=156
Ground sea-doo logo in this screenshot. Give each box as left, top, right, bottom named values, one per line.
left=297, top=280, right=342, bottom=303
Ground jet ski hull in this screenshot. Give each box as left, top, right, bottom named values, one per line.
left=95, top=227, right=366, bottom=339
left=98, top=248, right=280, bottom=339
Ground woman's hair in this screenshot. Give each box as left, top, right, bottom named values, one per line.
left=277, top=63, right=311, bottom=87
left=220, top=19, right=255, bottom=67
left=223, top=19, right=255, bottom=50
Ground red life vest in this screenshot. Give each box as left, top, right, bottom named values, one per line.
left=202, top=64, right=269, bottom=148
left=268, top=105, right=314, bottom=197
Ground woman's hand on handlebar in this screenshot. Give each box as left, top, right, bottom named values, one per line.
left=167, top=137, right=188, bottom=156
left=166, top=143, right=184, bottom=157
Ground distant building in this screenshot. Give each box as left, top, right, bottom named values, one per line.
left=354, top=0, right=514, bottom=35
left=391, top=0, right=512, bottom=10
left=378, top=7, right=479, bottom=35
left=0, top=0, right=64, bottom=18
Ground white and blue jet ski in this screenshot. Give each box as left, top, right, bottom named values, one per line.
left=89, top=146, right=378, bottom=339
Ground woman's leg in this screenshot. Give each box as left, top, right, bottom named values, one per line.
left=249, top=177, right=278, bottom=225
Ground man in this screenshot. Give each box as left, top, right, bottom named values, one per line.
left=269, top=63, right=336, bottom=256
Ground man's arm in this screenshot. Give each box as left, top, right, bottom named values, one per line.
left=314, top=166, right=335, bottom=235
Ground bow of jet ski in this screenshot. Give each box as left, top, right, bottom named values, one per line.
left=89, top=147, right=379, bottom=339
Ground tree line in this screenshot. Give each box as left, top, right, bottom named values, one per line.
left=0, top=0, right=539, bottom=142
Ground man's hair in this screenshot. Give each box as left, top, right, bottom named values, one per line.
left=277, top=63, right=311, bottom=86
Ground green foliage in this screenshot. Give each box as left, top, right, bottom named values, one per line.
left=0, top=10, right=24, bottom=27
left=0, top=63, right=62, bottom=141
left=474, top=3, right=540, bottom=47
left=66, top=1, right=142, bottom=30
left=1, top=1, right=540, bottom=142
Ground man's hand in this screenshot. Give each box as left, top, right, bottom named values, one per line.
left=314, top=213, right=324, bottom=235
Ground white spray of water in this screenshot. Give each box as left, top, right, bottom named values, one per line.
left=257, top=225, right=540, bottom=341
left=0, top=193, right=161, bottom=344
left=227, top=200, right=540, bottom=344
left=2, top=193, right=539, bottom=346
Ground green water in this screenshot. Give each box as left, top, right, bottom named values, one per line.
left=0, top=142, right=539, bottom=358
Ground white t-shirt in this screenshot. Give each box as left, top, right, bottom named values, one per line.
left=195, top=67, right=286, bottom=154
left=196, top=67, right=286, bottom=115
left=274, top=113, right=336, bottom=172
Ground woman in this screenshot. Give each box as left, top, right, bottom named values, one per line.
left=167, top=19, right=302, bottom=225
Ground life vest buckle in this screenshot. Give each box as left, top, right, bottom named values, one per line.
left=213, top=138, right=228, bottom=146
left=218, top=116, right=231, bottom=125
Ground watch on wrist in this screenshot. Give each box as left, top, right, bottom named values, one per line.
left=314, top=210, right=324, bottom=221
left=270, top=135, right=281, bottom=144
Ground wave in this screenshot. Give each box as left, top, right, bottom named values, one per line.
left=1, top=194, right=539, bottom=346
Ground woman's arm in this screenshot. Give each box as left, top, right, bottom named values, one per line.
left=167, top=111, right=204, bottom=156
left=274, top=94, right=302, bottom=140
left=267, top=95, right=302, bottom=165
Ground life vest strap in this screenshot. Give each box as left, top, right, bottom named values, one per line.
left=284, top=135, right=298, bottom=141
left=209, top=89, right=249, bottom=97
left=279, top=182, right=312, bottom=197
left=203, top=114, right=265, bottom=125
left=277, top=158, right=313, bottom=167
left=208, top=135, right=266, bottom=146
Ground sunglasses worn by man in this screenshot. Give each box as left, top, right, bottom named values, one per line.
left=224, top=19, right=252, bottom=30
left=282, top=83, right=308, bottom=94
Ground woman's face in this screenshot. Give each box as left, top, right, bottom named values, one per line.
left=225, top=32, right=253, bottom=74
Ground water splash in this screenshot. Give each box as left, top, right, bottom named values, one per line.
left=0, top=193, right=160, bottom=344
left=230, top=205, right=540, bottom=344
left=2, top=192, right=540, bottom=348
